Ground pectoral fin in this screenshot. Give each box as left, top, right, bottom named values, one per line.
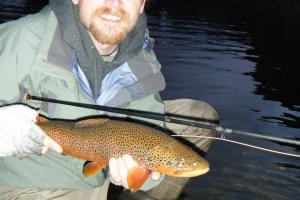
left=83, top=160, right=107, bottom=177
left=36, top=115, right=48, bottom=123
left=127, top=166, right=151, bottom=192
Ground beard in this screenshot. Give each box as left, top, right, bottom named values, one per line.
left=87, top=7, right=131, bottom=45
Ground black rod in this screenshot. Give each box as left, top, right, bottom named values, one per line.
left=25, top=94, right=300, bottom=146
left=25, top=94, right=218, bottom=129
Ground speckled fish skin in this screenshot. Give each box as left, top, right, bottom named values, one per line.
left=37, top=117, right=209, bottom=177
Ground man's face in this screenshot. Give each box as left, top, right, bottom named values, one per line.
left=72, top=0, right=146, bottom=45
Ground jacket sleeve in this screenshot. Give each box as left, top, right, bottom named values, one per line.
left=0, top=21, right=22, bottom=105
left=0, top=15, right=46, bottom=106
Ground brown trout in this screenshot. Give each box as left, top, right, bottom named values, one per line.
left=37, top=116, right=209, bottom=191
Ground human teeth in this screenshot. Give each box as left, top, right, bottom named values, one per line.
left=102, top=15, right=121, bottom=21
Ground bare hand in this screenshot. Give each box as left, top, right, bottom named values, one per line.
left=109, top=154, right=160, bottom=189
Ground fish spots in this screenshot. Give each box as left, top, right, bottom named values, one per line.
left=37, top=117, right=209, bottom=177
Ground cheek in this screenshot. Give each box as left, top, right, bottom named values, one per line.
left=126, top=14, right=140, bottom=32
left=78, top=5, right=94, bottom=26
left=127, top=5, right=142, bottom=22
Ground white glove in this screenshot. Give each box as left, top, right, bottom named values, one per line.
left=0, top=104, right=62, bottom=157
left=109, top=154, right=161, bottom=190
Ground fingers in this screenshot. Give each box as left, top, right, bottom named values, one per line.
left=117, top=157, right=128, bottom=188
left=0, top=104, right=62, bottom=157
left=109, top=154, right=139, bottom=188
left=28, top=123, right=62, bottom=155
left=41, top=146, right=49, bottom=155
left=42, top=136, right=63, bottom=154
left=151, top=171, right=161, bottom=181
left=122, top=154, right=138, bottom=168
left=5, top=104, right=38, bottom=121
left=14, top=105, right=62, bottom=154
left=109, top=157, right=121, bottom=185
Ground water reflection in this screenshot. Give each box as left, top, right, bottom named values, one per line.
left=148, top=0, right=300, bottom=130
left=0, top=0, right=47, bottom=23
left=276, top=162, right=300, bottom=170
left=146, top=1, right=300, bottom=200
left=1, top=0, right=299, bottom=200
left=246, top=34, right=300, bottom=113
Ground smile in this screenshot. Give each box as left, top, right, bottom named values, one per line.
left=100, top=14, right=122, bottom=22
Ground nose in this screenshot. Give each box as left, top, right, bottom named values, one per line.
left=104, top=0, right=124, bottom=8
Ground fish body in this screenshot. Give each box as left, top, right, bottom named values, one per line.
left=38, top=117, right=209, bottom=191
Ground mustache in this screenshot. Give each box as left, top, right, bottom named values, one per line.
left=94, top=7, right=129, bottom=21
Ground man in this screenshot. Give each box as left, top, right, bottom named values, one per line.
left=0, top=0, right=219, bottom=199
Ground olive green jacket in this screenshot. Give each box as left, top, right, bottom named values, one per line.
left=0, top=6, right=165, bottom=189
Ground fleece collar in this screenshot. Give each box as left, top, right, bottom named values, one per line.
left=49, top=0, right=147, bottom=69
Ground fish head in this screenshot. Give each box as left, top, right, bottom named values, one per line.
left=147, top=140, right=209, bottom=177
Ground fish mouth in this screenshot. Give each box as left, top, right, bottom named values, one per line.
left=187, top=167, right=210, bottom=176
left=172, top=167, right=210, bottom=177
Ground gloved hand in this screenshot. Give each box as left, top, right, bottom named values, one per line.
left=0, top=104, right=62, bottom=157
left=109, top=154, right=161, bottom=190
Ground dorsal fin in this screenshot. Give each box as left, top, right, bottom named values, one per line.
left=74, top=118, right=110, bottom=127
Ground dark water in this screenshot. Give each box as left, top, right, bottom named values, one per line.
left=1, top=0, right=299, bottom=199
